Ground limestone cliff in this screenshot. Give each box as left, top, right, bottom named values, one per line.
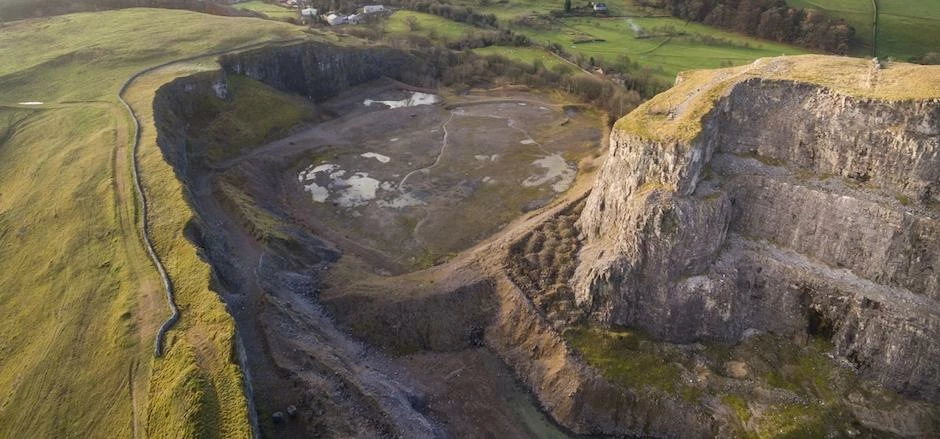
left=219, top=42, right=430, bottom=100
left=574, top=56, right=940, bottom=403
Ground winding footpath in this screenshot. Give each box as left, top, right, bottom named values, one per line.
left=116, top=39, right=304, bottom=357
left=115, top=38, right=304, bottom=438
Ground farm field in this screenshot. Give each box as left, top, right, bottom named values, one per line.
left=523, top=16, right=809, bottom=82
left=385, top=8, right=808, bottom=86
left=875, top=0, right=940, bottom=59
left=0, top=8, right=305, bottom=437
left=786, top=0, right=874, bottom=51
left=472, top=45, right=570, bottom=70
left=236, top=0, right=298, bottom=20
left=785, top=0, right=940, bottom=59
left=387, top=10, right=477, bottom=40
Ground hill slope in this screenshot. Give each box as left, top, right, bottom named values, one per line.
left=0, top=8, right=305, bottom=437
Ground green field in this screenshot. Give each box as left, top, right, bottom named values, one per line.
left=787, top=0, right=875, bottom=46
left=472, top=45, right=569, bottom=70
left=387, top=10, right=477, bottom=41
left=455, top=0, right=647, bottom=20
left=523, top=16, right=809, bottom=82
left=787, top=0, right=940, bottom=59
left=384, top=7, right=809, bottom=85
left=876, top=0, right=940, bottom=59
left=0, top=8, right=305, bottom=437
left=237, top=0, right=298, bottom=21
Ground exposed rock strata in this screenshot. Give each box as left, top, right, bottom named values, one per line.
left=574, top=58, right=940, bottom=403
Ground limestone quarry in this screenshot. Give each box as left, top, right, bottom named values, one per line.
left=153, top=42, right=940, bottom=437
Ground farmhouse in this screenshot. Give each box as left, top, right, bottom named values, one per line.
left=362, top=5, right=385, bottom=14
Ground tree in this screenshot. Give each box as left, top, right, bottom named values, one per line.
left=405, top=15, right=420, bottom=31
left=564, top=0, right=571, bottom=13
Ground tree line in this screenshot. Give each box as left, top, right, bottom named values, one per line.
left=637, top=0, right=855, bottom=54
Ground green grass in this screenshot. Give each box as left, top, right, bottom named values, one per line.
left=0, top=104, right=140, bottom=438
left=472, top=45, right=569, bottom=70
left=387, top=10, right=477, bottom=41
left=876, top=0, right=940, bottom=60
left=787, top=0, right=874, bottom=54
left=0, top=8, right=302, bottom=102
left=0, top=8, right=307, bottom=437
left=453, top=0, right=646, bottom=21
left=787, top=0, right=940, bottom=59
left=616, top=55, right=940, bottom=143
left=563, top=326, right=687, bottom=395
left=524, top=16, right=809, bottom=82
left=237, top=0, right=299, bottom=20
left=189, top=74, right=318, bottom=163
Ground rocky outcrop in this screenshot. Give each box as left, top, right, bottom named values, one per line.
left=574, top=57, right=940, bottom=403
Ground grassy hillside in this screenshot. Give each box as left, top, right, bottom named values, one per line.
left=0, top=8, right=306, bottom=438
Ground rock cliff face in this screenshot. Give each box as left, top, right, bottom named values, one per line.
left=219, top=42, right=429, bottom=100
left=575, top=56, right=940, bottom=403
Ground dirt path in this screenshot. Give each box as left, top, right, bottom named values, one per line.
left=398, top=112, right=455, bottom=191
left=397, top=98, right=561, bottom=191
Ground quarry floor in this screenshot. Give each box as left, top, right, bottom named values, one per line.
left=217, top=79, right=603, bottom=273
left=193, top=79, right=606, bottom=437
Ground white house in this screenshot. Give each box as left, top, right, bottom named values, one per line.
left=362, top=5, right=385, bottom=13
left=301, top=7, right=317, bottom=17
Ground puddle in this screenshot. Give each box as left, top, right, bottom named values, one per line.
left=522, top=154, right=576, bottom=193
left=362, top=152, right=391, bottom=163
left=364, top=92, right=439, bottom=109
left=300, top=163, right=381, bottom=207
left=304, top=182, right=330, bottom=202
left=300, top=162, right=428, bottom=209
left=336, top=173, right=380, bottom=207
left=18, top=101, right=43, bottom=105
left=475, top=154, right=500, bottom=162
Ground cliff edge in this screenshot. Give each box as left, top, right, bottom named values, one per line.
left=574, top=55, right=940, bottom=403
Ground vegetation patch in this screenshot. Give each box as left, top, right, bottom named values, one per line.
left=188, top=74, right=318, bottom=163
left=563, top=326, right=686, bottom=394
